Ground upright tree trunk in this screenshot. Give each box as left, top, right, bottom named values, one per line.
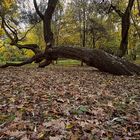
left=43, top=0, right=58, bottom=51
left=137, top=0, right=140, bottom=16
left=81, top=1, right=86, bottom=66
left=92, top=35, right=96, bottom=48
left=119, top=0, right=135, bottom=57
left=82, top=7, right=86, bottom=49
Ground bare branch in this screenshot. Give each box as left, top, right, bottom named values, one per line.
left=110, top=4, right=124, bottom=17
left=1, top=14, right=42, bottom=54
left=19, top=20, right=41, bottom=41
left=1, top=17, right=15, bottom=42
left=131, top=14, right=140, bottom=38
left=7, top=20, right=18, bottom=35
left=4, top=21, right=18, bottom=42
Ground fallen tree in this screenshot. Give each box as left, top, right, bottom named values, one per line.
left=1, top=46, right=140, bottom=75
left=45, top=47, right=140, bottom=75
left=0, top=0, right=140, bottom=76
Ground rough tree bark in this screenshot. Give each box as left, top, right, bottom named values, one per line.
left=43, top=0, right=58, bottom=50
left=120, top=0, right=135, bottom=57
left=40, top=47, right=140, bottom=75
left=0, top=0, right=140, bottom=76
left=1, top=45, right=140, bottom=75
left=110, top=0, right=135, bottom=57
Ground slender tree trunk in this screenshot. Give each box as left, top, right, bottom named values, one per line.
left=82, top=10, right=86, bottom=49
left=137, top=0, right=140, bottom=16
left=81, top=2, right=86, bottom=66
left=92, top=35, right=96, bottom=48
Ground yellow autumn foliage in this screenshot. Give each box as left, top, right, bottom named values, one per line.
left=0, top=28, right=4, bottom=37
left=2, top=0, right=15, bottom=9
left=24, top=50, right=34, bottom=57
left=22, top=30, right=39, bottom=57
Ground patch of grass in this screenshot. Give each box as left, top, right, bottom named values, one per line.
left=55, top=59, right=81, bottom=66
left=0, top=59, right=82, bottom=67
left=0, top=114, right=16, bottom=125
left=0, top=61, right=82, bottom=70
left=135, top=59, right=140, bottom=64
left=1, top=57, right=139, bottom=67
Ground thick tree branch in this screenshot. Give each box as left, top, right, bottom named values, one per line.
left=4, top=21, right=19, bottom=43
left=39, top=59, right=52, bottom=67
left=0, top=52, right=45, bottom=68
left=16, top=44, right=41, bottom=54
left=5, top=21, right=18, bottom=37
left=33, top=0, right=44, bottom=20
left=0, top=57, right=35, bottom=68
left=1, top=17, right=15, bottom=42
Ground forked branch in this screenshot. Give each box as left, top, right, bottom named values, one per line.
left=33, top=0, right=44, bottom=20
left=1, top=15, right=41, bottom=54
left=109, top=4, right=124, bottom=17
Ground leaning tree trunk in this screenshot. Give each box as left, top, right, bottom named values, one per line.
left=42, top=47, right=140, bottom=75
left=1, top=46, right=140, bottom=75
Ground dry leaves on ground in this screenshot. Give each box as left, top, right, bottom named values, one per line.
left=0, top=66, right=140, bottom=139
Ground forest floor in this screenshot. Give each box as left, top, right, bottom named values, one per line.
left=0, top=66, right=140, bottom=140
